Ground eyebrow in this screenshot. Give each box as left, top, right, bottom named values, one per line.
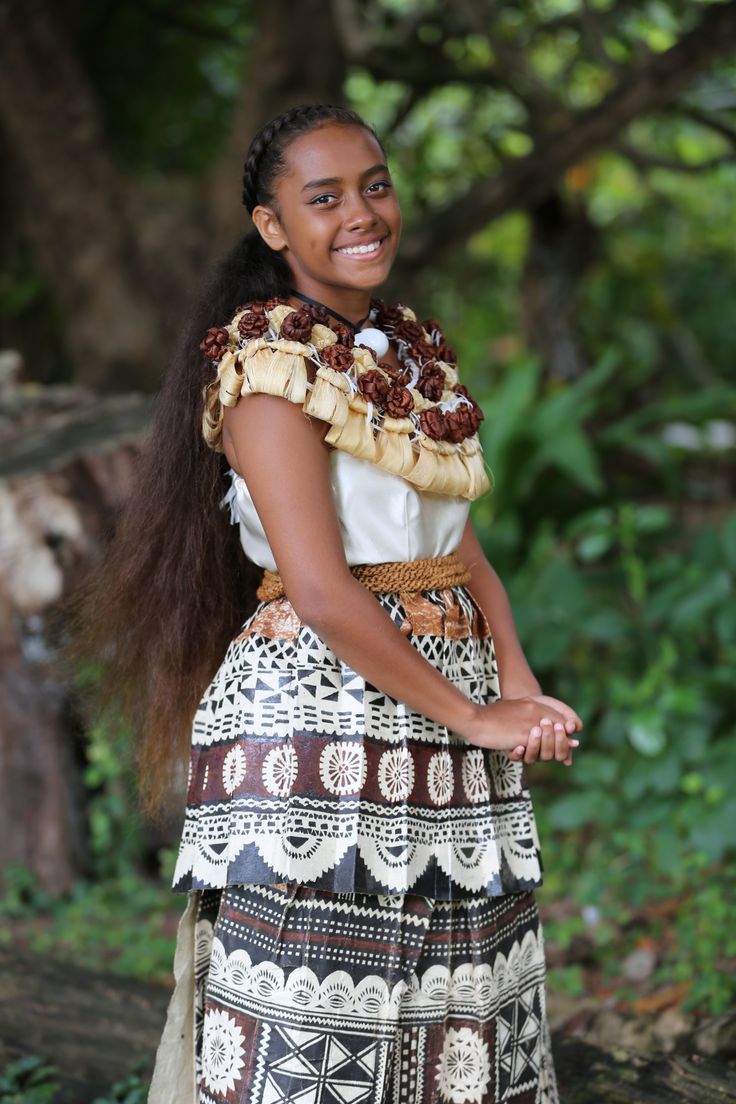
left=301, top=163, right=390, bottom=192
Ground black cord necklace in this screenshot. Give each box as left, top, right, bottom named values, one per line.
left=289, top=288, right=372, bottom=332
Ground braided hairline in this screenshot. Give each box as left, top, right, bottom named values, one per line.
left=241, top=103, right=382, bottom=215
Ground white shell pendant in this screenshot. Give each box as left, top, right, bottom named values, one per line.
left=354, top=327, right=389, bottom=358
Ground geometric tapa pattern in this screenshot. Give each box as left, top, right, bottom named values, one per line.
left=172, top=584, right=545, bottom=900
left=193, top=882, right=560, bottom=1103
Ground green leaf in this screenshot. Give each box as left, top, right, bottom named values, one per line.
left=723, top=514, right=736, bottom=572
left=579, top=609, right=630, bottom=642
left=574, top=752, right=618, bottom=786
left=689, top=800, right=736, bottom=862
left=629, top=714, right=667, bottom=756
left=576, top=532, right=613, bottom=561
left=530, top=428, right=604, bottom=493
left=671, top=571, right=731, bottom=626
left=632, top=504, right=672, bottom=533
left=549, top=790, right=617, bottom=830
left=714, top=597, right=736, bottom=644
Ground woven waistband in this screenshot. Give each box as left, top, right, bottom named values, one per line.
left=256, top=550, right=472, bottom=603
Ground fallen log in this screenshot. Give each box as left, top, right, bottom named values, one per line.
left=1, top=946, right=735, bottom=1103
left=554, top=1035, right=736, bottom=1103
left=0, top=946, right=170, bottom=1101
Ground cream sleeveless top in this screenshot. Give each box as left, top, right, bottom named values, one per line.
left=221, top=447, right=471, bottom=570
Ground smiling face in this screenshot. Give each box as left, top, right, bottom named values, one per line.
left=251, top=122, right=401, bottom=308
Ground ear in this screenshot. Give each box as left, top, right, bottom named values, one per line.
left=252, top=204, right=287, bottom=253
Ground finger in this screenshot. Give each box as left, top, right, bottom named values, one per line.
left=541, top=696, right=584, bottom=731
left=556, top=704, right=583, bottom=731
left=565, top=706, right=584, bottom=730
left=524, top=726, right=541, bottom=764
left=507, top=745, right=526, bottom=760
left=540, top=717, right=556, bottom=761
left=554, top=723, right=570, bottom=762
left=563, top=737, right=581, bottom=766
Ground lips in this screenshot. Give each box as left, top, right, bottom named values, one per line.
left=334, top=235, right=388, bottom=257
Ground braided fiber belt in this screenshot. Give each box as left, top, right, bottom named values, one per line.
left=256, top=550, right=472, bottom=603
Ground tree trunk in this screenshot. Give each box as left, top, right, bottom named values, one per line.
left=0, top=0, right=164, bottom=390
left=0, top=368, right=153, bottom=894
left=520, top=192, right=601, bottom=381
left=204, top=0, right=348, bottom=250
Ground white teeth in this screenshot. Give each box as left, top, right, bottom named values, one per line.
left=337, top=239, right=383, bottom=255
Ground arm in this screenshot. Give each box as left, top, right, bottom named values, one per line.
left=456, top=517, right=541, bottom=698
left=222, top=392, right=573, bottom=755
left=223, top=392, right=482, bottom=737
left=457, top=516, right=583, bottom=763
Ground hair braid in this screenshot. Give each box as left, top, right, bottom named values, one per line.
left=242, top=106, right=305, bottom=214
left=242, top=103, right=386, bottom=216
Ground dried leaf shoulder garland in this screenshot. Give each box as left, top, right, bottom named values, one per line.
left=200, top=296, right=492, bottom=500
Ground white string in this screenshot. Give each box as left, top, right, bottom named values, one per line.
left=218, top=470, right=240, bottom=526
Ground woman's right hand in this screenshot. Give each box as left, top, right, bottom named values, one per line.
left=457, top=698, right=580, bottom=766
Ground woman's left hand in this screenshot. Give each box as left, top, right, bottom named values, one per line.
left=504, top=693, right=583, bottom=767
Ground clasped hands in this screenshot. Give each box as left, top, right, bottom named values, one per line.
left=507, top=693, right=582, bottom=767
left=463, top=691, right=583, bottom=767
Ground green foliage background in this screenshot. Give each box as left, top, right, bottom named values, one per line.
left=451, top=161, right=736, bottom=1014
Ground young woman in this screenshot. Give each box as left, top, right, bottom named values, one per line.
left=73, top=103, right=582, bottom=1104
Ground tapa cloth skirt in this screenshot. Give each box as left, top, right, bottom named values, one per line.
left=170, top=584, right=544, bottom=900
left=148, top=881, right=559, bottom=1104
left=149, top=581, right=557, bottom=1101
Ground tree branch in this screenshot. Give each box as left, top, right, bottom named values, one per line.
left=677, top=106, right=736, bottom=151
left=329, top=0, right=387, bottom=59
left=137, top=0, right=249, bottom=47
left=203, top=0, right=348, bottom=249
left=614, top=139, right=735, bottom=174
left=0, top=0, right=164, bottom=388
left=392, top=1, right=736, bottom=279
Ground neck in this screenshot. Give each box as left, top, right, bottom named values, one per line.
left=287, top=280, right=373, bottom=329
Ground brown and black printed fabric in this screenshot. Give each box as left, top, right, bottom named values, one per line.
left=172, top=585, right=544, bottom=900
left=192, top=883, right=559, bottom=1104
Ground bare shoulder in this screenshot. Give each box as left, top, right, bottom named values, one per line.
left=220, top=387, right=350, bottom=614
left=222, top=391, right=333, bottom=472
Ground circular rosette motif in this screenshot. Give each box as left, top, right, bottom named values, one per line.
left=237, top=310, right=269, bottom=339
left=489, top=750, right=523, bottom=798
left=319, top=740, right=367, bottom=795
left=461, top=748, right=491, bottom=804
left=199, top=326, right=229, bottom=361
left=222, top=744, right=246, bottom=795
left=378, top=747, right=415, bottom=802
left=201, top=1007, right=246, bottom=1097
left=279, top=306, right=313, bottom=341
left=435, top=1026, right=492, bottom=1104
left=261, top=744, right=298, bottom=797
left=322, top=343, right=354, bottom=372
left=427, top=750, right=455, bottom=806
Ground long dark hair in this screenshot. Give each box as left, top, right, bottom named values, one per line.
left=66, top=103, right=387, bottom=824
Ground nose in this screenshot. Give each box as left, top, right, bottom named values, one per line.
left=343, top=189, right=379, bottom=231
